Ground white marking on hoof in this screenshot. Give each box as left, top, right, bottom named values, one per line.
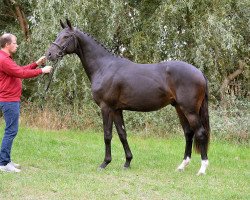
left=197, top=160, right=209, bottom=175
left=177, top=157, right=191, bottom=172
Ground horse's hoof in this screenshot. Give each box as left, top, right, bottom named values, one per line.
left=123, top=166, right=131, bottom=170
left=176, top=167, right=184, bottom=172
left=99, top=163, right=108, bottom=169
left=123, top=162, right=131, bottom=169
left=197, top=160, right=208, bottom=176
left=98, top=166, right=105, bottom=171
left=197, top=171, right=206, bottom=176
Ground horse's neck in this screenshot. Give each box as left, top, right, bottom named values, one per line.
left=75, top=30, right=114, bottom=81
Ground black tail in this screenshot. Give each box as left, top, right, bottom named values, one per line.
left=194, top=76, right=210, bottom=153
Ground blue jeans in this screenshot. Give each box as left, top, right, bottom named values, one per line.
left=0, top=102, right=20, bottom=166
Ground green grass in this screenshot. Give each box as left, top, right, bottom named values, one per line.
left=0, top=126, right=249, bottom=200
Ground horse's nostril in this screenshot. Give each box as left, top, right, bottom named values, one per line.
left=46, top=52, right=51, bottom=59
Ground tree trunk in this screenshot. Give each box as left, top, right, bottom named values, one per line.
left=219, top=60, right=246, bottom=105
left=4, top=0, right=30, bottom=40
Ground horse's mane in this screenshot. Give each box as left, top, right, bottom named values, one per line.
left=76, top=28, right=123, bottom=59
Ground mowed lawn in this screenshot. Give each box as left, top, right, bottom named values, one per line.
left=0, top=125, right=249, bottom=200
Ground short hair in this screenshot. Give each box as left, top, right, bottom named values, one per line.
left=0, top=33, right=15, bottom=48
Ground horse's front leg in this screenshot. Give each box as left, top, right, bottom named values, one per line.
left=113, top=110, right=133, bottom=168
left=99, top=106, right=114, bottom=169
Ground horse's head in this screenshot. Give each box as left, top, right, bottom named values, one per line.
left=46, top=19, right=77, bottom=62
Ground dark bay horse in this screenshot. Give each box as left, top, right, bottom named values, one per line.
left=46, top=19, right=210, bottom=175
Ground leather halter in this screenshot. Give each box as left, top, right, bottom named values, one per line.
left=51, top=32, right=77, bottom=58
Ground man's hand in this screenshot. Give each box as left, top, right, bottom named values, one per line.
left=41, top=66, right=53, bottom=74
left=36, top=56, right=46, bottom=66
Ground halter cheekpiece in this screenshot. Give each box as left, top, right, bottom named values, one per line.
left=52, top=32, right=77, bottom=57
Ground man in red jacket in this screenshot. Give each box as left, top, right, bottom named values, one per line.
left=0, top=33, right=52, bottom=172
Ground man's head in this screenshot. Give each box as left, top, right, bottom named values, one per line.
left=0, top=33, right=18, bottom=55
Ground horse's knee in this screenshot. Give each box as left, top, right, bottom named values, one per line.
left=186, top=115, right=206, bottom=142
left=185, top=130, right=194, bottom=140
left=104, top=132, right=112, bottom=143
left=195, top=127, right=207, bottom=143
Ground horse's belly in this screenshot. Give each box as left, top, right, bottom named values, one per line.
left=119, top=92, right=171, bottom=112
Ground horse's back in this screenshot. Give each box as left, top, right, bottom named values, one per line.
left=165, top=61, right=205, bottom=82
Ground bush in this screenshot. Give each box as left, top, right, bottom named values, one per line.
left=19, top=96, right=249, bottom=144
left=210, top=97, right=249, bottom=144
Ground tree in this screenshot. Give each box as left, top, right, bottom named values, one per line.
left=1, top=0, right=249, bottom=105
left=1, top=0, right=35, bottom=40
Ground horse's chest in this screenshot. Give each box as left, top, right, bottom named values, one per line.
left=91, top=79, right=117, bottom=104
left=91, top=82, right=104, bottom=100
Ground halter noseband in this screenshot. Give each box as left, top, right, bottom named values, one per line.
left=52, top=32, right=77, bottom=57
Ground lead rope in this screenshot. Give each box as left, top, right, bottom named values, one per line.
left=43, top=60, right=58, bottom=94
left=40, top=59, right=59, bottom=106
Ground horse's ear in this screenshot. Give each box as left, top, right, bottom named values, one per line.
left=66, top=19, right=73, bottom=30
left=60, top=19, right=65, bottom=29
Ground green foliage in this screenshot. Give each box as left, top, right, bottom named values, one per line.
left=210, top=97, right=249, bottom=144
left=18, top=0, right=249, bottom=102
left=0, top=0, right=36, bottom=35
left=0, top=0, right=249, bottom=140
left=1, top=0, right=249, bottom=100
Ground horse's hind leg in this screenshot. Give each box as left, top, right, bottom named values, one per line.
left=99, top=106, right=114, bottom=169
left=175, top=106, right=194, bottom=171
left=113, top=110, right=133, bottom=168
left=183, top=111, right=209, bottom=175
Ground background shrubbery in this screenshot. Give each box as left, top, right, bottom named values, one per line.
left=0, top=0, right=249, bottom=143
